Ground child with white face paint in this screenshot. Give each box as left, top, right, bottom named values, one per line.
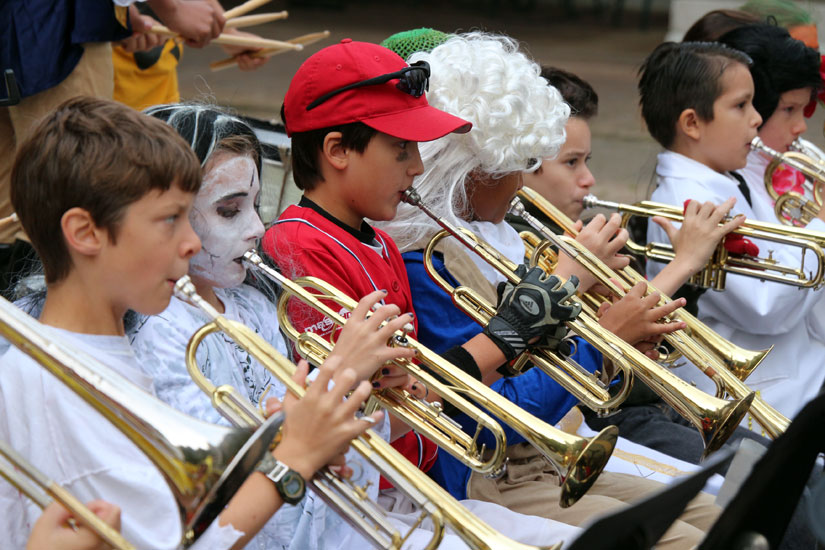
left=128, top=104, right=424, bottom=550
left=188, top=152, right=265, bottom=292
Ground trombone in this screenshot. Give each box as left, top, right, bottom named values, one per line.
left=0, top=439, right=135, bottom=550
left=402, top=188, right=754, bottom=455
left=513, top=190, right=789, bottom=439
left=243, top=251, right=618, bottom=509
left=581, top=193, right=825, bottom=290
left=0, top=295, right=282, bottom=547
left=751, top=136, right=825, bottom=226
left=174, top=276, right=566, bottom=550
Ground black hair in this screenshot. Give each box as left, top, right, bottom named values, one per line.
left=638, top=41, right=753, bottom=148
left=540, top=66, right=599, bottom=119
left=145, top=104, right=263, bottom=176
left=717, top=23, right=821, bottom=124
left=283, top=104, right=378, bottom=191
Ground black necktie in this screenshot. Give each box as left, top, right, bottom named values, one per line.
left=729, top=171, right=752, bottom=208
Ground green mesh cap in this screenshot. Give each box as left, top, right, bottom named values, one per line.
left=740, top=0, right=814, bottom=27
left=380, top=28, right=453, bottom=61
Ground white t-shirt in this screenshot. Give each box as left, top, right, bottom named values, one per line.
left=647, top=150, right=825, bottom=423
left=0, top=325, right=243, bottom=550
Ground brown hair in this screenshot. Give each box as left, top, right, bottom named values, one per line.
left=11, top=96, right=202, bottom=283
left=682, top=9, right=761, bottom=42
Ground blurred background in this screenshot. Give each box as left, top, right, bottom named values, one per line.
left=177, top=0, right=825, bottom=219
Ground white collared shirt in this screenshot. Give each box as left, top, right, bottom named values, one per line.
left=646, top=150, right=825, bottom=425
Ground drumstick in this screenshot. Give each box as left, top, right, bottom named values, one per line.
left=210, top=30, right=330, bottom=72
left=149, top=25, right=302, bottom=50
left=0, top=213, right=18, bottom=229
left=223, top=0, right=273, bottom=20
left=224, top=11, right=288, bottom=29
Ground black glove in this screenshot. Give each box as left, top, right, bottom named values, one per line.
left=484, top=265, right=581, bottom=365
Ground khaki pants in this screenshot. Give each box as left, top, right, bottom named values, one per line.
left=467, top=443, right=720, bottom=550
left=0, top=42, right=113, bottom=243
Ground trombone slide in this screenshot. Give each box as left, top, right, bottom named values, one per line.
left=0, top=439, right=135, bottom=550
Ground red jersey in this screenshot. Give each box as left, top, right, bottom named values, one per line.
left=262, top=200, right=438, bottom=480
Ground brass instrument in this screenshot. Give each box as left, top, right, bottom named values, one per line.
left=177, top=278, right=436, bottom=550
left=513, top=190, right=789, bottom=439
left=0, top=439, right=135, bottom=550
left=243, top=251, right=618, bottom=508
left=402, top=188, right=754, bottom=455
left=581, top=193, right=825, bottom=291
left=0, top=295, right=282, bottom=547
left=175, top=276, right=566, bottom=550
left=751, top=136, right=825, bottom=226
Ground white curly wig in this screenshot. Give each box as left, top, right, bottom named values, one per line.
left=377, top=32, right=569, bottom=252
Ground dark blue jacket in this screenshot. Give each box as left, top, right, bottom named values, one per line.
left=1, top=0, right=129, bottom=98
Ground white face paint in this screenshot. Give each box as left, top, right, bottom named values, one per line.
left=189, top=153, right=264, bottom=288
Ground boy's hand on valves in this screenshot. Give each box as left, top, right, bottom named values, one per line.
left=330, top=290, right=416, bottom=386
left=275, top=359, right=383, bottom=479
left=597, top=281, right=687, bottom=348
left=653, top=197, right=743, bottom=276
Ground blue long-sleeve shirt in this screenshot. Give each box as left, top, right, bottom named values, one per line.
left=402, top=250, right=604, bottom=499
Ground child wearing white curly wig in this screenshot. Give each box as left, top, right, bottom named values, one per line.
left=377, top=32, right=720, bottom=550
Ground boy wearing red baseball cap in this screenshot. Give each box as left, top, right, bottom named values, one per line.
left=262, top=39, right=582, bottom=526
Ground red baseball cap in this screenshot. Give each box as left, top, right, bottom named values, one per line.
left=283, top=39, right=472, bottom=141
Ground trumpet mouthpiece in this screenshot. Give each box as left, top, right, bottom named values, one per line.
left=401, top=188, right=421, bottom=205
left=581, top=195, right=598, bottom=209
left=243, top=250, right=262, bottom=266
left=508, top=198, right=525, bottom=216
left=174, top=275, right=196, bottom=299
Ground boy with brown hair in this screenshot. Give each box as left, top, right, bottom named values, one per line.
left=0, top=96, right=381, bottom=550
left=642, top=39, right=825, bottom=427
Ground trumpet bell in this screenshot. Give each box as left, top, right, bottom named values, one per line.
left=700, top=392, right=754, bottom=456
left=558, top=426, right=618, bottom=508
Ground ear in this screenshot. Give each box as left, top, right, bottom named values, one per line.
left=321, top=131, right=349, bottom=171
left=677, top=108, right=702, bottom=141
left=60, top=207, right=105, bottom=257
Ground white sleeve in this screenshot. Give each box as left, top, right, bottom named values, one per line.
left=648, top=180, right=825, bottom=335
left=190, top=518, right=245, bottom=550
left=130, top=312, right=229, bottom=426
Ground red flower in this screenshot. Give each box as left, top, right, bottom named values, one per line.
left=771, top=164, right=807, bottom=195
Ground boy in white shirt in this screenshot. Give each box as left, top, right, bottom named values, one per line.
left=0, top=96, right=383, bottom=550
left=642, top=39, right=825, bottom=427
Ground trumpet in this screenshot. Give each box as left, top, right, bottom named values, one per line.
left=581, top=193, right=825, bottom=290
left=513, top=190, right=789, bottom=439
left=0, top=296, right=282, bottom=547
left=0, top=439, right=135, bottom=550
left=751, top=136, right=825, bottom=226
left=174, top=276, right=566, bottom=550
left=402, top=188, right=754, bottom=454
left=243, top=251, right=618, bottom=508
left=176, top=277, right=438, bottom=550
left=519, top=186, right=770, bottom=381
